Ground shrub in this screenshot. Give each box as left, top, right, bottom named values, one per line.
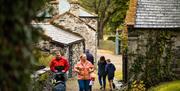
left=130, top=80, right=146, bottom=91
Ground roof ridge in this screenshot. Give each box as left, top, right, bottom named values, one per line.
left=49, top=11, right=96, bottom=31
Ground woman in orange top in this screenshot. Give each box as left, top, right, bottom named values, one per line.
left=74, top=54, right=94, bottom=91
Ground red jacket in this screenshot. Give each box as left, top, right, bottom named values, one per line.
left=50, top=57, right=70, bottom=72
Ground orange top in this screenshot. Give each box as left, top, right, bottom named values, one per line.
left=74, top=61, right=94, bottom=80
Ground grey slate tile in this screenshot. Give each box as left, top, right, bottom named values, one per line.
left=135, top=0, right=180, bottom=28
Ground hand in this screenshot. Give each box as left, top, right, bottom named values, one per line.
left=77, top=71, right=82, bottom=75
left=62, top=70, right=66, bottom=73
left=54, top=70, right=58, bottom=73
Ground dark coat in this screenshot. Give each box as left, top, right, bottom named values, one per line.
left=86, top=53, right=94, bottom=65
left=105, top=63, right=116, bottom=76
left=98, top=61, right=107, bottom=76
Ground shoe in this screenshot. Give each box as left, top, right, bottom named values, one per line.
left=100, top=86, right=103, bottom=89
left=112, top=83, right=116, bottom=89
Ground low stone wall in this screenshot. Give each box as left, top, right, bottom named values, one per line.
left=30, top=67, right=53, bottom=91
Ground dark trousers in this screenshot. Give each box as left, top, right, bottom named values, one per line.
left=89, top=85, right=92, bottom=91
left=78, top=80, right=90, bottom=91
left=98, top=75, right=106, bottom=88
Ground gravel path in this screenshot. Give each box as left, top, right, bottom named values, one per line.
left=66, top=50, right=122, bottom=91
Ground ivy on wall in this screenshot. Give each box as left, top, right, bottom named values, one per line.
left=129, top=30, right=175, bottom=88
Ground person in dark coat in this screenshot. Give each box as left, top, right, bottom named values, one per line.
left=85, top=49, right=94, bottom=91
left=85, top=49, right=94, bottom=65
left=105, top=59, right=116, bottom=91
left=97, top=56, right=107, bottom=90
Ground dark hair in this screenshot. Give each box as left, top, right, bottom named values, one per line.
left=100, top=56, right=105, bottom=62
left=85, top=49, right=89, bottom=53
left=106, top=59, right=111, bottom=62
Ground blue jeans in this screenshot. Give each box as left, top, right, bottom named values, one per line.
left=78, top=80, right=90, bottom=91
left=98, top=75, right=106, bottom=88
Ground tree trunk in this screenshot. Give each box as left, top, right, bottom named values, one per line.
left=98, top=21, right=104, bottom=39
left=97, top=21, right=105, bottom=47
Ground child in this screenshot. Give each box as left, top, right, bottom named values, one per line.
left=89, top=72, right=96, bottom=91
left=105, top=59, right=116, bottom=91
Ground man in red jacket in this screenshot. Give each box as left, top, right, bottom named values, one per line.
left=50, top=51, right=70, bottom=73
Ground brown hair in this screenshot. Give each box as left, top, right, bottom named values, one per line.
left=106, top=59, right=111, bottom=62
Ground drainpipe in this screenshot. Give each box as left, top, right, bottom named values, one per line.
left=115, top=30, right=120, bottom=55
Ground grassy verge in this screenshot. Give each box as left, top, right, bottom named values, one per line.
left=99, top=40, right=115, bottom=53
left=148, top=80, right=180, bottom=91
left=115, top=70, right=122, bottom=81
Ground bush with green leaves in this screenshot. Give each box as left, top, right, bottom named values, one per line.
left=0, top=0, right=49, bottom=90
left=130, top=80, right=146, bottom=91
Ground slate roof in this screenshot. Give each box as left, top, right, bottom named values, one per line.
left=36, top=9, right=52, bottom=18
left=59, top=0, right=97, bottom=17
left=34, top=23, right=83, bottom=45
left=135, top=0, right=180, bottom=28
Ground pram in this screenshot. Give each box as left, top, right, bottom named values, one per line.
left=53, top=66, right=66, bottom=91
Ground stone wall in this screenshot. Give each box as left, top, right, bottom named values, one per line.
left=128, top=29, right=180, bottom=82
left=53, top=13, right=97, bottom=61
left=80, top=18, right=97, bottom=30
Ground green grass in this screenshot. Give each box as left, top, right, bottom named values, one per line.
left=99, top=40, right=115, bottom=53
left=115, top=70, right=122, bottom=81
left=148, top=80, right=180, bottom=91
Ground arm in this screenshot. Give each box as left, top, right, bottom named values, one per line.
left=74, top=64, right=80, bottom=73
left=89, top=64, right=95, bottom=73
left=105, top=64, right=108, bottom=73
left=113, top=64, right=116, bottom=71
left=63, top=59, right=70, bottom=72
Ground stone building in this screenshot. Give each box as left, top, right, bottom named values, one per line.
left=35, top=0, right=59, bottom=22
left=51, top=0, right=98, bottom=61
left=125, top=0, right=180, bottom=82
left=33, top=23, right=85, bottom=77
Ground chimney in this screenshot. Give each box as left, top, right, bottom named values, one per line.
left=49, top=0, right=59, bottom=16
left=69, top=0, right=80, bottom=17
